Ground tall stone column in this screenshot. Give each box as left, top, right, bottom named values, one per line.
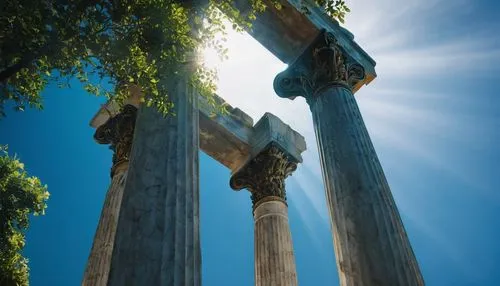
left=230, top=144, right=299, bottom=286
left=274, top=32, right=424, bottom=286
left=107, top=73, right=201, bottom=286
left=82, top=104, right=137, bottom=286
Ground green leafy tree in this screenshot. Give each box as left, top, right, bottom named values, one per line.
left=0, top=0, right=349, bottom=117
left=0, top=145, right=49, bottom=286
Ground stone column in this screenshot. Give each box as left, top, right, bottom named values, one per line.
left=107, top=73, right=201, bottom=286
left=274, top=32, right=424, bottom=286
left=230, top=144, right=299, bottom=286
left=82, top=104, right=137, bottom=286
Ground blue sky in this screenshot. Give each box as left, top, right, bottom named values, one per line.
left=1, top=0, right=500, bottom=285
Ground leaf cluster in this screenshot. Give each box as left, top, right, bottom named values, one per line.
left=0, top=0, right=349, bottom=117
left=0, top=145, right=49, bottom=286
left=313, top=0, right=350, bottom=23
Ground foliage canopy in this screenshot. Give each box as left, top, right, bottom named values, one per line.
left=0, top=0, right=349, bottom=117
left=0, top=145, right=49, bottom=286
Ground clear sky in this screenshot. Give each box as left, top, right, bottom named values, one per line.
left=1, top=0, right=499, bottom=285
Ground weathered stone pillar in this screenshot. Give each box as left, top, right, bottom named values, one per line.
left=82, top=104, right=137, bottom=286
left=107, top=73, right=201, bottom=286
left=231, top=144, right=299, bottom=286
left=274, top=32, right=424, bottom=286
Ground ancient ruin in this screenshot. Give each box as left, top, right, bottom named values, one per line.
left=82, top=1, right=423, bottom=285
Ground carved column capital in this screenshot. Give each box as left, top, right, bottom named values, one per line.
left=230, top=144, right=297, bottom=210
left=274, top=31, right=365, bottom=102
left=94, top=104, right=137, bottom=176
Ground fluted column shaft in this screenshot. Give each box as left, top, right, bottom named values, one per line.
left=274, top=31, right=423, bottom=286
left=83, top=165, right=128, bottom=286
left=230, top=145, right=298, bottom=286
left=253, top=200, right=297, bottom=286
left=83, top=105, right=137, bottom=286
left=311, top=86, right=423, bottom=285
left=107, top=73, right=201, bottom=286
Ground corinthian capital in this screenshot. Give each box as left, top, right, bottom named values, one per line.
left=230, top=144, right=297, bottom=210
left=274, top=31, right=365, bottom=101
left=94, top=104, right=138, bottom=176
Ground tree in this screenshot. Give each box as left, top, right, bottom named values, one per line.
left=0, top=0, right=349, bottom=117
left=0, top=145, right=49, bottom=286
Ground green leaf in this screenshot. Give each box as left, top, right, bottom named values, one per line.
left=0, top=149, right=48, bottom=285
left=0, top=0, right=350, bottom=119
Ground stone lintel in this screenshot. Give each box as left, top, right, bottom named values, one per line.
left=90, top=95, right=305, bottom=174
left=232, top=0, right=376, bottom=92
left=198, top=94, right=254, bottom=171
left=250, top=112, right=306, bottom=165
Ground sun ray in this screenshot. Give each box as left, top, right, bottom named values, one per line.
left=401, top=208, right=482, bottom=283
left=196, top=2, right=500, bottom=284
